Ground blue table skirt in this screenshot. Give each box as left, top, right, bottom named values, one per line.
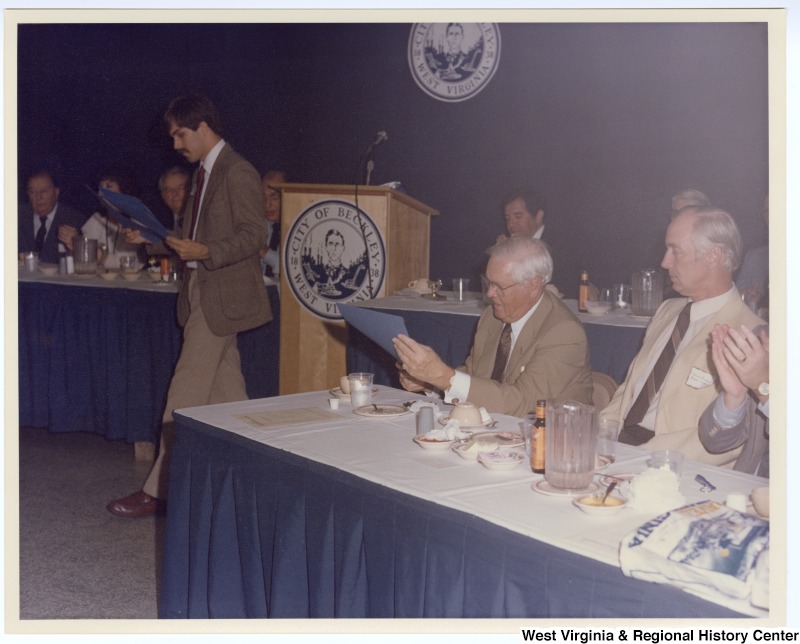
left=346, top=308, right=645, bottom=387
left=18, top=281, right=279, bottom=443
left=160, top=415, right=744, bottom=619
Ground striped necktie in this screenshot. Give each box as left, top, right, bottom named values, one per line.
left=490, top=323, right=512, bottom=382
left=622, top=302, right=692, bottom=434
left=187, top=166, right=205, bottom=240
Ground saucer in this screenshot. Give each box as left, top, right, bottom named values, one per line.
left=353, top=404, right=409, bottom=418
left=532, top=479, right=599, bottom=497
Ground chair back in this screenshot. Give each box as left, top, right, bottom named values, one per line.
left=591, top=371, right=618, bottom=410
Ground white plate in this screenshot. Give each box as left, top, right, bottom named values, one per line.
left=531, top=479, right=599, bottom=497
left=329, top=387, right=378, bottom=401
left=627, top=313, right=652, bottom=321
left=353, top=404, right=409, bottom=418
left=478, top=450, right=524, bottom=471
left=413, top=435, right=457, bottom=451
left=470, top=431, right=524, bottom=448
left=438, top=416, right=493, bottom=429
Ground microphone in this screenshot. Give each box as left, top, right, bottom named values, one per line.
left=371, top=130, right=388, bottom=146
left=363, top=130, right=388, bottom=186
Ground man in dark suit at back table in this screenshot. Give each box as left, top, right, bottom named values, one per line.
left=107, top=93, right=271, bottom=518
left=18, top=170, right=87, bottom=264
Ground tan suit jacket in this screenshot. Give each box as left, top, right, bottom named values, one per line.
left=601, top=293, right=763, bottom=466
left=176, top=144, right=271, bottom=336
left=463, top=289, right=593, bottom=416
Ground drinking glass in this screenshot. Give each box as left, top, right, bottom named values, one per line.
left=597, top=418, right=620, bottom=466
left=452, top=278, right=470, bottom=301
left=348, top=372, right=374, bottom=409
left=613, top=283, right=631, bottom=309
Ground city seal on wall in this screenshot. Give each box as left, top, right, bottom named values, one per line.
left=284, top=199, right=386, bottom=320
left=408, top=22, right=501, bottom=102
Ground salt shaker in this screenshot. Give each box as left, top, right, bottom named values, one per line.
left=416, top=406, right=435, bottom=436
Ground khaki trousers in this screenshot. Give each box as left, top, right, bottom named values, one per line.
left=143, top=271, right=247, bottom=499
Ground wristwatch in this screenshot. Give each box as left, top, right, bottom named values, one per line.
left=757, top=381, right=769, bottom=397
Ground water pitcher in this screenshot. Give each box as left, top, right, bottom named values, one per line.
left=630, top=269, right=664, bottom=316
left=545, top=400, right=598, bottom=490
left=73, top=236, right=98, bottom=274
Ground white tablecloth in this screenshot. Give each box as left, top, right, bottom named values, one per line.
left=176, top=385, right=768, bottom=617
left=18, top=266, right=180, bottom=293
left=356, top=289, right=650, bottom=330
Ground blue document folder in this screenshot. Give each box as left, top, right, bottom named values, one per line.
left=338, top=304, right=409, bottom=360
left=97, top=187, right=171, bottom=243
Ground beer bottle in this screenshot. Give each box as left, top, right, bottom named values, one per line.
left=530, top=399, right=546, bottom=474
left=578, top=271, right=590, bottom=312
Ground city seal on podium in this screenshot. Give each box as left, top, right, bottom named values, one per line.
left=408, top=22, right=501, bottom=103
left=284, top=199, right=386, bottom=320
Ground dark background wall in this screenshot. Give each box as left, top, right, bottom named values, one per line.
left=17, top=21, right=768, bottom=295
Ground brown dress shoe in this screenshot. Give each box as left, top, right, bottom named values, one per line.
left=106, top=490, right=163, bottom=518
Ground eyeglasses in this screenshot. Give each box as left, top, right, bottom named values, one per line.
left=161, top=187, right=187, bottom=196
left=481, top=275, right=522, bottom=296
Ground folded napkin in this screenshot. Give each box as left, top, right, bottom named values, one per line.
left=423, top=423, right=471, bottom=441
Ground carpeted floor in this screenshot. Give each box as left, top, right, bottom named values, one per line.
left=18, top=427, right=164, bottom=619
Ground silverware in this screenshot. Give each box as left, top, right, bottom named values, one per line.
left=600, top=481, right=618, bottom=506
left=695, top=473, right=716, bottom=493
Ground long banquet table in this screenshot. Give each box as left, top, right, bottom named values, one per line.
left=345, top=291, right=648, bottom=387
left=160, top=385, right=766, bottom=619
left=17, top=270, right=280, bottom=443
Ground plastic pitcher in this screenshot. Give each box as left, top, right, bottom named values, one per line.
left=631, top=269, right=664, bottom=316
left=545, top=400, right=598, bottom=490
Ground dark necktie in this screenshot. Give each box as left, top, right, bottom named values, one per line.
left=34, top=215, right=48, bottom=252
left=187, top=166, right=205, bottom=240
left=621, top=302, right=692, bottom=442
left=490, top=323, right=512, bottom=382
left=269, top=221, right=281, bottom=251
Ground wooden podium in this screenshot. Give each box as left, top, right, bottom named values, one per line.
left=276, top=183, right=438, bottom=395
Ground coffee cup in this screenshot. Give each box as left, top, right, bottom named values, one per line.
left=339, top=375, right=351, bottom=394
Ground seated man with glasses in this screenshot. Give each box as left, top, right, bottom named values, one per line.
left=393, top=237, right=593, bottom=416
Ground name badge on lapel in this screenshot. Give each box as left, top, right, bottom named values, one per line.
left=686, top=367, right=714, bottom=389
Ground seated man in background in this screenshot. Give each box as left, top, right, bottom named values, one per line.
left=496, top=187, right=546, bottom=243
left=18, top=169, right=87, bottom=264
left=735, top=194, right=769, bottom=316
left=699, top=323, right=769, bottom=477
left=670, top=187, right=710, bottom=218
left=601, top=206, right=764, bottom=466
left=159, top=165, right=191, bottom=230
left=393, top=237, right=593, bottom=417
left=260, top=169, right=287, bottom=278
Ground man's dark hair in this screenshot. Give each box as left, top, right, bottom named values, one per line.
left=26, top=168, right=59, bottom=187
left=501, top=187, right=547, bottom=216
left=164, top=93, right=223, bottom=136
